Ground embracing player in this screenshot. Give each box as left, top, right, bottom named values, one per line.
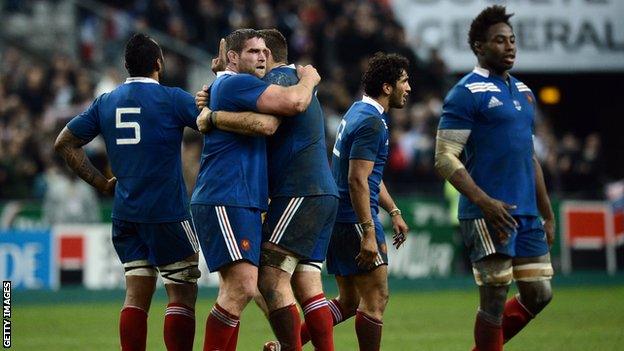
left=189, top=28, right=320, bottom=351
left=325, top=52, right=410, bottom=351
left=197, top=29, right=338, bottom=351
left=55, top=33, right=201, bottom=351
left=434, top=6, right=555, bottom=351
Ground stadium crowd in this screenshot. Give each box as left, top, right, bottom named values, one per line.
left=0, top=0, right=604, bottom=200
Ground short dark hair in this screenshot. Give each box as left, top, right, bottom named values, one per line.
left=468, top=5, right=514, bottom=54
left=124, top=33, right=162, bottom=77
left=225, top=28, right=263, bottom=55
left=259, top=29, right=288, bottom=63
left=362, top=52, right=409, bottom=98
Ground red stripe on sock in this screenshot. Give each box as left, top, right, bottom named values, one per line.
left=301, top=294, right=334, bottom=351
left=203, top=303, right=240, bottom=351
left=164, top=303, right=195, bottom=351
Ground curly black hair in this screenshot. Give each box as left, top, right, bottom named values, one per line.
left=259, top=29, right=288, bottom=63
left=362, top=52, right=409, bottom=98
left=124, top=33, right=162, bottom=77
left=468, top=5, right=514, bottom=54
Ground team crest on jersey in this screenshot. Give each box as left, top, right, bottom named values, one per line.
left=513, top=100, right=522, bottom=111
left=241, top=239, right=251, bottom=251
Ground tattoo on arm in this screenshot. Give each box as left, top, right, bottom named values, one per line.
left=54, top=127, right=107, bottom=190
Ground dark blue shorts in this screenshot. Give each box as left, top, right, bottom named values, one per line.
left=326, top=218, right=388, bottom=276
left=191, top=204, right=262, bottom=272
left=460, top=216, right=549, bottom=263
left=112, top=218, right=199, bottom=266
left=263, top=195, right=338, bottom=262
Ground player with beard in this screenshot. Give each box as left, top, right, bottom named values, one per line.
left=325, top=52, right=410, bottom=351
left=189, top=28, right=321, bottom=351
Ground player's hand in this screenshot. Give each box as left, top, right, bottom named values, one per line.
left=356, top=234, right=378, bottom=270
left=195, top=85, right=209, bottom=110
left=99, top=177, right=116, bottom=195
left=391, top=215, right=409, bottom=249
left=196, top=107, right=213, bottom=134
left=296, top=64, right=321, bottom=86
left=543, top=217, right=555, bottom=248
left=477, top=196, right=518, bottom=244
left=211, top=38, right=227, bottom=74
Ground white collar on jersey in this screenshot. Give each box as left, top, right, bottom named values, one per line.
left=472, top=66, right=490, bottom=77
left=125, top=77, right=159, bottom=84
left=216, top=70, right=237, bottom=77
left=361, top=95, right=384, bottom=114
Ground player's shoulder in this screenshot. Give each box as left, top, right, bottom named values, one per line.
left=510, top=75, right=533, bottom=93
left=458, top=72, right=501, bottom=95
left=263, top=65, right=298, bottom=86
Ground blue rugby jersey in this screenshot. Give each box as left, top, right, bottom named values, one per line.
left=331, top=96, right=389, bottom=222
left=66, top=77, right=199, bottom=223
left=190, top=71, right=270, bottom=210
left=263, top=65, right=338, bottom=198
left=438, top=66, right=539, bottom=219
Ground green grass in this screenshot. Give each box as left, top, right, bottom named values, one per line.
left=13, top=285, right=624, bottom=350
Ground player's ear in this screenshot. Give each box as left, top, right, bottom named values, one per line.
left=382, top=82, right=393, bottom=96
left=226, top=50, right=237, bottom=65
left=156, top=57, right=163, bottom=73
left=473, top=41, right=483, bottom=56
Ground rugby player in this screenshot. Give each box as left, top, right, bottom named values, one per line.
left=189, top=28, right=321, bottom=351
left=55, top=33, right=201, bottom=351
left=434, top=6, right=555, bottom=351
left=325, top=52, right=410, bottom=351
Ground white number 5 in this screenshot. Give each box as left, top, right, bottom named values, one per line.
left=116, top=107, right=141, bottom=145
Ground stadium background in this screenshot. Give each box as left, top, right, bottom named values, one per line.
left=1, top=0, right=623, bottom=350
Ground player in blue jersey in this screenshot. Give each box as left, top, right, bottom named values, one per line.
left=195, top=29, right=337, bottom=351
left=325, top=53, right=410, bottom=351
left=434, top=6, right=555, bottom=351
left=54, top=33, right=201, bottom=351
left=189, top=28, right=321, bottom=351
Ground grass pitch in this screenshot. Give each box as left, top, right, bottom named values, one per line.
left=13, top=284, right=624, bottom=350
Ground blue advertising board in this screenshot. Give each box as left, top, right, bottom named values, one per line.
left=0, top=230, right=57, bottom=290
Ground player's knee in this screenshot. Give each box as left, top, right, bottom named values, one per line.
left=260, top=248, right=299, bottom=275
left=473, top=266, right=513, bottom=287
left=158, top=259, right=201, bottom=285
left=521, top=283, right=553, bottom=315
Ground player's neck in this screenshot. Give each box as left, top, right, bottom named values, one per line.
left=148, top=71, right=160, bottom=82
left=373, top=96, right=390, bottom=112
left=478, top=62, right=509, bottom=81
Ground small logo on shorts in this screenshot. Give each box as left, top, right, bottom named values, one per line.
left=241, top=239, right=251, bottom=251
left=380, top=243, right=387, bottom=254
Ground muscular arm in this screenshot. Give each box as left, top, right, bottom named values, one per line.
left=54, top=127, right=115, bottom=194
left=348, top=159, right=375, bottom=225
left=255, top=67, right=319, bottom=116
left=196, top=107, right=281, bottom=136
left=435, top=129, right=517, bottom=236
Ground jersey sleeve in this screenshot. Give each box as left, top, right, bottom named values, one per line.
left=66, top=96, right=102, bottom=142
left=263, top=69, right=297, bottom=87
left=222, top=74, right=270, bottom=111
left=349, top=117, right=385, bottom=161
left=173, top=88, right=200, bottom=130
left=438, top=85, right=477, bottom=130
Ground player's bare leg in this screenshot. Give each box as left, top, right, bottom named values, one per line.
left=258, top=242, right=301, bottom=351
left=351, top=266, right=389, bottom=351
left=292, top=268, right=334, bottom=350
left=503, top=254, right=553, bottom=343
left=161, top=253, right=200, bottom=351
left=472, top=254, right=512, bottom=351
left=121, top=267, right=157, bottom=351
left=204, top=261, right=258, bottom=351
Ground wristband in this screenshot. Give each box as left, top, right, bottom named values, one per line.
left=209, top=110, right=218, bottom=127
left=359, top=219, right=374, bottom=231
left=389, top=208, right=402, bottom=217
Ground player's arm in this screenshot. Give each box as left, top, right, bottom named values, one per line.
left=533, top=153, right=555, bottom=247
left=348, top=159, right=378, bottom=268
left=54, top=127, right=116, bottom=195
left=255, top=65, right=320, bottom=116
left=379, top=180, right=409, bottom=248
left=434, top=129, right=517, bottom=240
left=196, top=107, right=280, bottom=136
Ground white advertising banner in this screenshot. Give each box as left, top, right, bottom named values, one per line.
left=53, top=224, right=219, bottom=289
left=391, top=0, right=624, bottom=72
